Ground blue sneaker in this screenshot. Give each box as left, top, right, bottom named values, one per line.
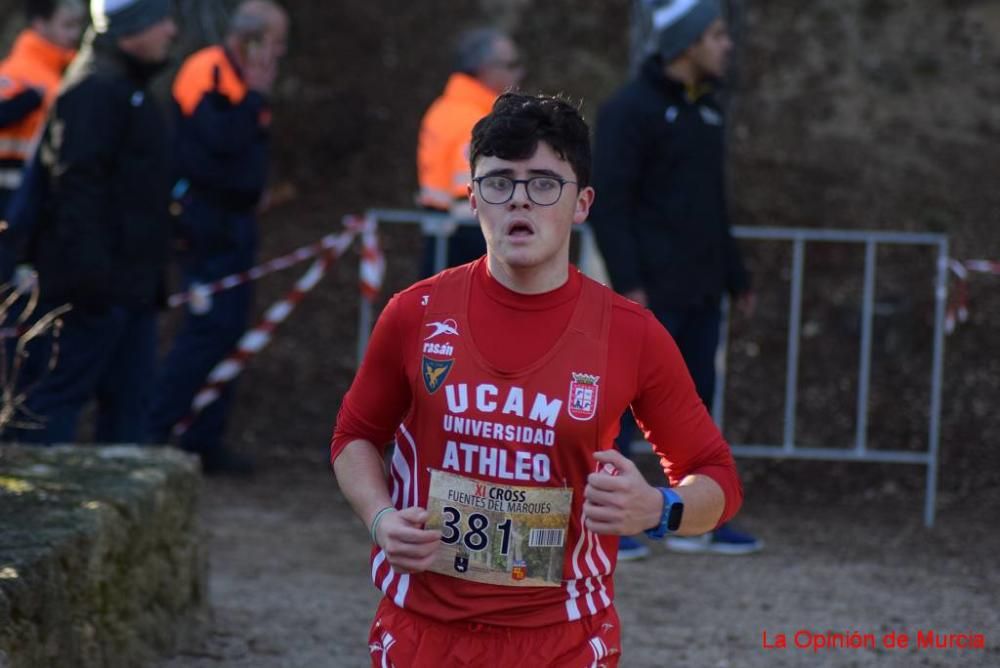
left=617, top=535, right=650, bottom=561
left=664, top=524, right=763, bottom=555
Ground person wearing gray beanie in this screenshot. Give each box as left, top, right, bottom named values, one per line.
left=90, top=0, right=172, bottom=38
left=12, top=0, right=177, bottom=447
left=648, top=0, right=722, bottom=63
left=590, top=1, right=763, bottom=559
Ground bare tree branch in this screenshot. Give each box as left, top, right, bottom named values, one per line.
left=0, top=277, right=71, bottom=434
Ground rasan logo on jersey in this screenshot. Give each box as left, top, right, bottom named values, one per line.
left=425, top=319, right=459, bottom=340
left=422, top=319, right=459, bottom=393
left=423, top=341, right=454, bottom=356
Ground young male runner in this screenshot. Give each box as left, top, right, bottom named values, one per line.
left=331, top=93, right=743, bottom=667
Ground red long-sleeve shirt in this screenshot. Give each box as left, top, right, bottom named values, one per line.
left=331, top=259, right=742, bottom=625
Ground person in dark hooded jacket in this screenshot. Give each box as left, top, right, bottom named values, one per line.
left=15, top=0, right=176, bottom=444
left=590, top=0, right=760, bottom=558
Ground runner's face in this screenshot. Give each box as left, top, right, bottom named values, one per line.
left=470, top=142, right=594, bottom=276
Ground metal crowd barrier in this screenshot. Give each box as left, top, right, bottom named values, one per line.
left=714, top=227, right=948, bottom=527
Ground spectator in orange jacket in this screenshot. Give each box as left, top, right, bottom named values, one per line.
left=0, top=0, right=85, bottom=279
left=416, top=28, right=523, bottom=276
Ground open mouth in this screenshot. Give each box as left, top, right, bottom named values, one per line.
left=507, top=221, right=535, bottom=237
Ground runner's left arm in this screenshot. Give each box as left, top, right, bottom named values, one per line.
left=584, top=449, right=726, bottom=536
left=631, top=314, right=743, bottom=529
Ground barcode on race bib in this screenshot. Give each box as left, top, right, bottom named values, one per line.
left=528, top=528, right=565, bottom=548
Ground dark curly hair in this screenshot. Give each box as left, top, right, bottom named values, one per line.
left=470, top=93, right=591, bottom=188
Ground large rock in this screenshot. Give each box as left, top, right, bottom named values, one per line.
left=0, top=446, right=206, bottom=668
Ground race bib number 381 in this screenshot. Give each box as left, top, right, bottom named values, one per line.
left=424, top=469, right=572, bottom=587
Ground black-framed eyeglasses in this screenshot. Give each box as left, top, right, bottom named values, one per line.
left=473, top=175, right=578, bottom=206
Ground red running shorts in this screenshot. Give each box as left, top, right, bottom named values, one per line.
left=367, top=597, right=621, bottom=667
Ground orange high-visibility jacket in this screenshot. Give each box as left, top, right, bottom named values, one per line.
left=416, top=73, right=497, bottom=210
left=173, top=45, right=250, bottom=116
left=0, top=29, right=75, bottom=190
left=171, top=45, right=271, bottom=209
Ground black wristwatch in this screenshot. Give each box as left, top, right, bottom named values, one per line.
left=644, top=487, right=684, bottom=540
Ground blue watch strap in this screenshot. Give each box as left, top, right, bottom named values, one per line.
left=644, top=487, right=684, bottom=540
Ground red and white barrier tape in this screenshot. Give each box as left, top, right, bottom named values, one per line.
left=172, top=246, right=340, bottom=436
left=169, top=224, right=360, bottom=310
left=171, top=214, right=380, bottom=436
left=961, top=259, right=1000, bottom=275
left=945, top=258, right=1000, bottom=333
left=358, top=216, right=385, bottom=302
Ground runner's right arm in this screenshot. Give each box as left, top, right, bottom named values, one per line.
left=331, top=286, right=440, bottom=572
left=334, top=440, right=440, bottom=573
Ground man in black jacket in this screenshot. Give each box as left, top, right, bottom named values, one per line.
left=16, top=0, right=177, bottom=444
left=591, top=0, right=760, bottom=557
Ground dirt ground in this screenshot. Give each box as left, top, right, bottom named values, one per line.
left=156, top=453, right=1000, bottom=668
